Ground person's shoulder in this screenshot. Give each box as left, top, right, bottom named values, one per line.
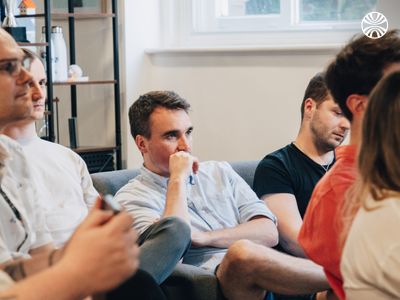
left=0, top=134, right=22, bottom=152
left=260, top=144, right=293, bottom=163
left=199, top=160, right=233, bottom=172
left=37, top=139, right=86, bottom=161
left=116, top=171, right=154, bottom=194
left=256, top=144, right=294, bottom=171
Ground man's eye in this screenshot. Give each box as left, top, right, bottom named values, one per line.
left=0, top=62, right=14, bottom=73
left=333, top=110, right=342, bottom=116
left=39, top=80, right=47, bottom=87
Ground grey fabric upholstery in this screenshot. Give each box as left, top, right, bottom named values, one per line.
left=91, top=160, right=259, bottom=300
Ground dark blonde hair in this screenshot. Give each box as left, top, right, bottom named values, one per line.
left=22, top=48, right=43, bottom=68
left=341, top=70, right=400, bottom=242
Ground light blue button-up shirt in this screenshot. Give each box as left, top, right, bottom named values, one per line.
left=115, top=161, right=276, bottom=270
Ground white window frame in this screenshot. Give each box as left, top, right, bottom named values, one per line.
left=159, top=0, right=376, bottom=49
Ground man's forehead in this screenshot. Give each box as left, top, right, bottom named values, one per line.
left=0, top=31, right=22, bottom=60
left=150, top=107, right=192, bottom=131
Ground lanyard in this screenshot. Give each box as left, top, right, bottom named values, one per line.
left=0, top=186, right=28, bottom=251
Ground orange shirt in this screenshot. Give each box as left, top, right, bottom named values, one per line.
left=298, top=145, right=358, bottom=300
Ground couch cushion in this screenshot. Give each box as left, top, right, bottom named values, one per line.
left=91, top=169, right=140, bottom=196
left=91, top=160, right=259, bottom=196
left=229, top=160, right=259, bottom=188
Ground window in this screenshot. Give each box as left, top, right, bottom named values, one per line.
left=160, top=0, right=378, bottom=48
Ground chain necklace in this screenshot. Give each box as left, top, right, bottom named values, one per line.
left=293, top=142, right=334, bottom=173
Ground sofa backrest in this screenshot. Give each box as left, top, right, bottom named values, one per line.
left=91, top=160, right=259, bottom=196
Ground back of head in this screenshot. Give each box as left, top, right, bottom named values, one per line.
left=340, top=70, right=400, bottom=245
left=300, top=72, right=329, bottom=120
left=129, top=91, right=190, bottom=139
left=359, top=70, right=400, bottom=200
left=326, top=29, right=400, bottom=121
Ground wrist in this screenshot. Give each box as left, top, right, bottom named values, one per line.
left=48, top=248, right=63, bottom=266
left=169, top=174, right=187, bottom=183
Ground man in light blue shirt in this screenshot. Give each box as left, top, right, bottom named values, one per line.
left=115, top=90, right=278, bottom=273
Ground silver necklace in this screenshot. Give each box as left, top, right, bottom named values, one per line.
left=293, top=142, right=333, bottom=173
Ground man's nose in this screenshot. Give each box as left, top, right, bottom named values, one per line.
left=177, top=136, right=190, bottom=152
left=340, top=117, right=351, bottom=130
left=31, top=81, right=45, bottom=102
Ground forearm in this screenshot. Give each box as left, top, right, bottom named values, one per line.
left=280, top=235, right=306, bottom=258
left=163, top=176, right=190, bottom=223
left=0, top=264, right=86, bottom=300
left=201, top=218, right=278, bottom=248
left=2, top=247, right=61, bottom=281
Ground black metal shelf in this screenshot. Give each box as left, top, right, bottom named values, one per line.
left=1, top=0, right=122, bottom=171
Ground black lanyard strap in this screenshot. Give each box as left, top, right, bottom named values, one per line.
left=0, top=186, right=28, bottom=251
left=0, top=187, right=23, bottom=221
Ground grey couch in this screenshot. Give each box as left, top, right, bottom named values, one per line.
left=91, top=160, right=259, bottom=300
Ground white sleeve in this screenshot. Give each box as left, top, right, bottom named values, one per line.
left=76, top=155, right=98, bottom=208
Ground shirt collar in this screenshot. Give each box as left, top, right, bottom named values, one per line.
left=139, top=165, right=169, bottom=188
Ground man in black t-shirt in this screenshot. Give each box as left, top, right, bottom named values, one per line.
left=254, top=73, right=350, bottom=258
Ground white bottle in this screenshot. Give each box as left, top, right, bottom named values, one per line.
left=51, top=26, right=68, bottom=82
left=39, top=26, right=47, bottom=70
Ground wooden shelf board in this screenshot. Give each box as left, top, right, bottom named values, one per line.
left=18, top=42, right=48, bottom=47
left=14, top=13, right=115, bottom=19
left=52, top=13, right=115, bottom=20
left=53, top=80, right=117, bottom=86
left=73, top=146, right=117, bottom=153
left=15, top=14, right=45, bottom=18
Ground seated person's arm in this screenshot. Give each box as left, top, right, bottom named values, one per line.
left=0, top=243, right=56, bottom=281
left=192, top=215, right=278, bottom=248
left=163, top=152, right=198, bottom=223
left=0, top=199, right=138, bottom=299
left=0, top=264, right=87, bottom=300
left=263, top=193, right=306, bottom=257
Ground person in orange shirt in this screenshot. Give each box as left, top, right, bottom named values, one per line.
left=298, top=29, right=400, bottom=300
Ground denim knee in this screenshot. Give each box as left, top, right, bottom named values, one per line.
left=158, top=216, right=191, bottom=250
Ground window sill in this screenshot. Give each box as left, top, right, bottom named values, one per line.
left=145, top=44, right=341, bottom=56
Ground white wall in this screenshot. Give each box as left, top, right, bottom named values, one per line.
left=120, top=0, right=400, bottom=169
left=121, top=1, right=337, bottom=168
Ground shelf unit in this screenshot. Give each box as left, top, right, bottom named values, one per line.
left=1, top=0, right=122, bottom=171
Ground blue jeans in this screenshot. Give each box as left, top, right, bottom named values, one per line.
left=138, top=217, right=191, bottom=284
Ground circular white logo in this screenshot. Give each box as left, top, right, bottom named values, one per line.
left=361, top=12, right=388, bottom=39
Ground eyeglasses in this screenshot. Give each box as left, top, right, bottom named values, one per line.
left=0, top=55, right=32, bottom=77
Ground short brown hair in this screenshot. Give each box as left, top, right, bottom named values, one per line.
left=300, top=72, right=329, bottom=120
left=326, top=29, right=400, bottom=122
left=129, top=91, right=191, bottom=139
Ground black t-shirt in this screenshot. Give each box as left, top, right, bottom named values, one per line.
left=253, top=143, right=335, bottom=217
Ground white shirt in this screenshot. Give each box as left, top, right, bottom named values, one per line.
left=0, top=135, right=52, bottom=263
left=341, top=194, right=400, bottom=300
left=17, top=136, right=98, bottom=247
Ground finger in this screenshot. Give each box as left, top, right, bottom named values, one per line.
left=192, top=157, right=199, bottom=174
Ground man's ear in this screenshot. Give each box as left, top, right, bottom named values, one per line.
left=346, top=94, right=368, bottom=117
left=135, top=135, right=148, bottom=154
left=303, top=98, right=316, bottom=119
